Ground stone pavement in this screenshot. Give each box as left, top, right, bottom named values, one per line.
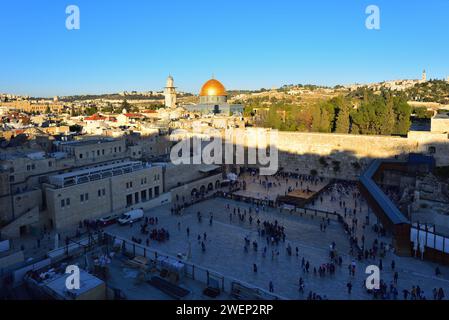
left=233, top=172, right=329, bottom=201
left=106, top=197, right=449, bottom=300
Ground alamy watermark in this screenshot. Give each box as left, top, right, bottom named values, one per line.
left=65, top=265, right=80, bottom=290
left=66, top=5, right=80, bottom=30
left=365, top=265, right=380, bottom=290
left=365, top=5, right=380, bottom=30
left=170, top=126, right=279, bottom=176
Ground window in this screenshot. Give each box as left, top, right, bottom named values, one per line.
left=98, top=189, right=102, bottom=197
left=428, top=146, right=436, bottom=154
left=66, top=198, right=70, bottom=206
left=97, top=150, right=100, bottom=156
left=134, top=192, right=139, bottom=204
left=9, top=175, right=14, bottom=183
left=155, top=186, right=160, bottom=197
left=79, top=154, right=83, bottom=159
left=141, top=190, right=147, bottom=202
left=80, top=194, right=84, bottom=202
left=31, top=164, right=36, bottom=170
left=61, top=199, right=65, bottom=207
left=85, top=193, right=89, bottom=201
left=27, top=165, right=31, bottom=171
left=102, top=188, right=106, bottom=196
left=48, top=161, right=52, bottom=167
left=148, top=188, right=153, bottom=199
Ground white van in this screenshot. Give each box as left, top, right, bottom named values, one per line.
left=118, top=209, right=144, bottom=225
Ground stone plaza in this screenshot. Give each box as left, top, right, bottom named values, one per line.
left=105, top=192, right=449, bottom=300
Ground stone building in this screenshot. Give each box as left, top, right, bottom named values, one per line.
left=44, top=161, right=163, bottom=230
left=431, top=111, right=449, bottom=134
left=55, top=138, right=127, bottom=165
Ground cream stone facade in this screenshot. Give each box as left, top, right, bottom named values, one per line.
left=0, top=100, right=64, bottom=114
left=44, top=161, right=163, bottom=230
left=431, top=112, right=449, bottom=134
left=177, top=127, right=449, bottom=180
left=56, top=138, right=127, bottom=164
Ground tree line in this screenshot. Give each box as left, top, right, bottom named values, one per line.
left=247, top=89, right=412, bottom=136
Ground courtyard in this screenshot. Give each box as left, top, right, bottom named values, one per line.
left=106, top=195, right=449, bottom=300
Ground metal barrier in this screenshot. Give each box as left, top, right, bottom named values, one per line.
left=105, top=232, right=285, bottom=300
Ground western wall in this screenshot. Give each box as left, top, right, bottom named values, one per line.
left=274, top=130, right=449, bottom=180
left=178, top=128, right=449, bottom=180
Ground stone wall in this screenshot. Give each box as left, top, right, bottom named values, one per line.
left=163, top=163, right=220, bottom=191
left=170, top=173, right=223, bottom=205
left=229, top=129, right=449, bottom=179
left=431, top=117, right=449, bottom=133
left=0, top=206, right=40, bottom=239
left=181, top=128, right=449, bottom=179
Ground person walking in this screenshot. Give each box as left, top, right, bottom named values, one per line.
left=347, top=282, right=352, bottom=294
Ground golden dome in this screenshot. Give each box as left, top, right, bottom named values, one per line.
left=199, top=79, right=227, bottom=96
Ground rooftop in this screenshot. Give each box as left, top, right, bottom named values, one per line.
left=56, top=138, right=118, bottom=147
left=48, top=161, right=155, bottom=188
left=433, top=112, right=449, bottom=119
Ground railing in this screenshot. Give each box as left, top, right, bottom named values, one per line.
left=105, top=233, right=285, bottom=300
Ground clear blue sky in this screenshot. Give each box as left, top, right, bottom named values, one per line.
left=1, top=0, right=448, bottom=97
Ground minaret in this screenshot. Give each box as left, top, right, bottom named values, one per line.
left=164, top=75, right=177, bottom=108
left=422, top=69, right=427, bottom=82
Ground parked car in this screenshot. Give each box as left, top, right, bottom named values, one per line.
left=118, top=209, right=144, bottom=225
left=97, top=215, right=119, bottom=227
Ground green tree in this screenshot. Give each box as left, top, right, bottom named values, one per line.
left=84, top=106, right=98, bottom=116
left=333, top=96, right=351, bottom=133
left=102, top=103, right=114, bottom=113
left=69, top=124, right=83, bottom=133
left=393, top=97, right=411, bottom=135
left=121, top=99, right=130, bottom=112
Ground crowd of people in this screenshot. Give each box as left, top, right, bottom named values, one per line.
left=120, top=169, right=448, bottom=300
left=131, top=216, right=170, bottom=245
